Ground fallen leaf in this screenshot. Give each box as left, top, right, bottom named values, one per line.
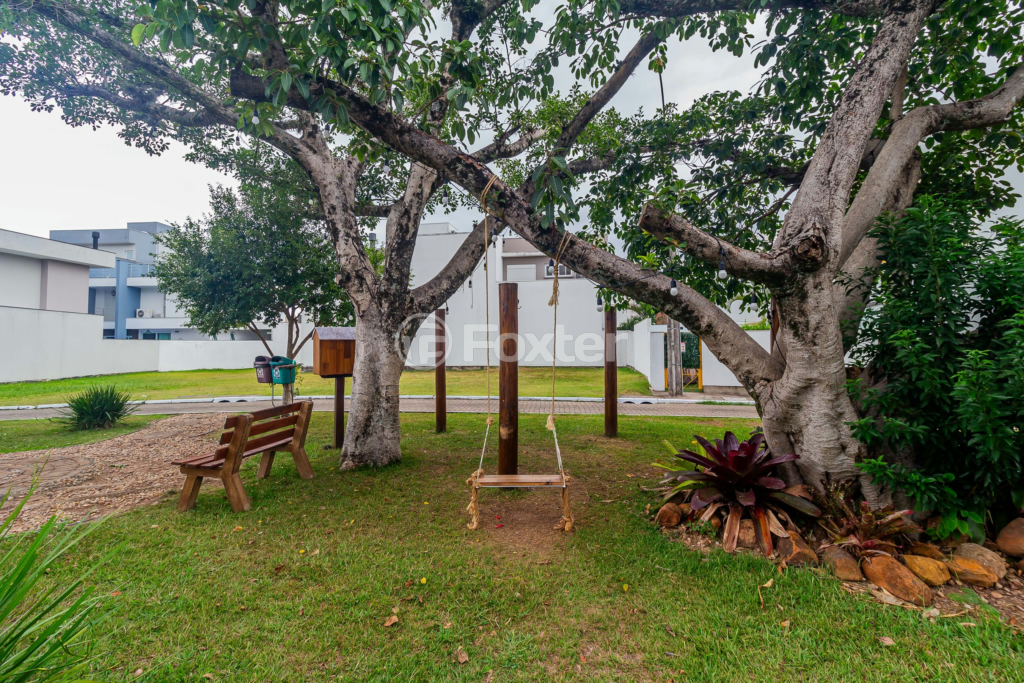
left=869, top=589, right=906, bottom=607
left=203, top=675, right=214, bottom=681
left=959, top=622, right=977, bottom=628
left=392, top=606, right=399, bottom=614
left=922, top=608, right=940, bottom=619
left=457, top=647, right=469, bottom=664
left=665, top=625, right=676, bottom=637
left=111, top=591, right=122, bottom=597
left=781, top=620, right=791, bottom=628
left=495, top=515, right=501, bottom=520
left=310, top=549, right=320, bottom=556
left=443, top=620, right=452, bottom=629
left=758, top=578, right=774, bottom=609
left=233, top=526, right=243, bottom=532
left=299, top=607, right=304, bottom=616
left=134, top=669, right=143, bottom=677
left=623, top=584, right=629, bottom=592
left=384, top=615, right=399, bottom=627
left=274, top=564, right=285, bottom=573
left=495, top=524, right=504, bottom=528
left=580, top=655, right=587, bottom=663
left=879, top=637, right=896, bottom=647
left=405, top=579, right=414, bottom=588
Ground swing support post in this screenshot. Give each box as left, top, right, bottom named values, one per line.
left=435, top=307, right=446, bottom=433
left=604, top=307, right=617, bottom=437
left=498, top=282, right=518, bottom=475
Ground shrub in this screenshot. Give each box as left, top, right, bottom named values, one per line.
left=59, top=385, right=137, bottom=430
left=0, top=491, right=105, bottom=680
left=848, top=197, right=1024, bottom=530
left=657, top=431, right=821, bottom=556
left=812, top=480, right=920, bottom=558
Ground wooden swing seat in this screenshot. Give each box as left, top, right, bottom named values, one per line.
left=473, top=473, right=564, bottom=488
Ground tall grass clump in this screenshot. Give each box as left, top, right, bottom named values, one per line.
left=0, top=489, right=105, bottom=681
left=59, top=386, right=137, bottom=431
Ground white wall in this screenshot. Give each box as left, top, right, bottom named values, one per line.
left=0, top=307, right=157, bottom=384
left=0, top=253, right=42, bottom=309
left=701, top=329, right=771, bottom=389
left=627, top=318, right=666, bottom=392
left=40, top=260, right=90, bottom=313
left=0, top=306, right=316, bottom=384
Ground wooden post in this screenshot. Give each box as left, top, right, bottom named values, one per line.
left=334, top=376, right=345, bottom=449
left=605, top=307, right=618, bottom=437
left=435, top=308, right=447, bottom=433
left=498, top=282, right=518, bottom=475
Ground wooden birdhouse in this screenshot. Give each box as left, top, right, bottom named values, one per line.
left=312, top=327, right=356, bottom=377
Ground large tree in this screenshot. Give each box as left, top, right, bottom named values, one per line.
left=3, top=0, right=1023, bottom=497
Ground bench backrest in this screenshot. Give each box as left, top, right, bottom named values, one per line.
left=219, top=401, right=314, bottom=474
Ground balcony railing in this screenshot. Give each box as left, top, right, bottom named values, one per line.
left=88, top=263, right=156, bottom=278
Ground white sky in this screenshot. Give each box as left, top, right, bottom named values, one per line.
left=1, top=19, right=1020, bottom=239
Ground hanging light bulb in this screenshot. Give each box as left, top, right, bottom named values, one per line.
left=490, top=227, right=499, bottom=245
left=669, top=278, right=678, bottom=296
left=442, top=186, right=449, bottom=201
left=383, top=158, right=391, bottom=170
left=596, top=294, right=603, bottom=312
left=251, top=114, right=260, bottom=124
left=718, top=260, right=728, bottom=280
left=235, top=134, right=240, bottom=145
left=445, top=302, right=450, bottom=315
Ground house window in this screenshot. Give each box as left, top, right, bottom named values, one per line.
left=157, top=333, right=170, bottom=340
left=125, top=250, right=134, bottom=260
left=142, top=331, right=156, bottom=340
left=544, top=263, right=574, bottom=278
left=506, top=264, right=537, bottom=282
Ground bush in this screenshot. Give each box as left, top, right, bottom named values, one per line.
left=59, top=385, right=137, bottom=430
left=0, top=491, right=104, bottom=680
left=848, top=197, right=1024, bottom=531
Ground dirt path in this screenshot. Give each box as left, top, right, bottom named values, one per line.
left=0, top=414, right=225, bottom=532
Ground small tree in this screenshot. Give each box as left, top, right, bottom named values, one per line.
left=154, top=175, right=355, bottom=401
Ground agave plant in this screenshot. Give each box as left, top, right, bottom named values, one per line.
left=813, top=479, right=920, bottom=557
left=657, top=432, right=821, bottom=556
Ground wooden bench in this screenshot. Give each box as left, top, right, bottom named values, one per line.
left=172, top=401, right=314, bottom=513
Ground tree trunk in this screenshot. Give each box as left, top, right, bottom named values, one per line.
left=340, top=307, right=407, bottom=469
left=755, top=271, right=887, bottom=505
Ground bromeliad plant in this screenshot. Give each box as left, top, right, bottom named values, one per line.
left=657, top=432, right=821, bottom=556
left=812, top=479, right=921, bottom=558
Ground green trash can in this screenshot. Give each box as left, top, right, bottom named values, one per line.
left=270, top=356, right=297, bottom=385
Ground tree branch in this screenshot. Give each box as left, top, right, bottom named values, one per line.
left=408, top=219, right=489, bottom=314
left=639, top=204, right=812, bottom=283
left=617, top=0, right=896, bottom=20
left=839, top=65, right=1024, bottom=268
left=473, top=126, right=546, bottom=163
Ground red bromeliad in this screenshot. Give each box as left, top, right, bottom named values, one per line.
left=658, top=432, right=821, bottom=557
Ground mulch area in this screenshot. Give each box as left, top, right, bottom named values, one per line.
left=0, top=414, right=224, bottom=533
left=663, top=523, right=1024, bottom=630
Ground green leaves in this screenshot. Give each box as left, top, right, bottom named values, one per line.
left=131, top=22, right=146, bottom=46
left=529, top=151, right=577, bottom=230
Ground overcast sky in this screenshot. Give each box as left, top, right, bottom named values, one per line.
left=1, top=18, right=1020, bottom=240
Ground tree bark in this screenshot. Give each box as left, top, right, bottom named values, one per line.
left=341, top=305, right=407, bottom=468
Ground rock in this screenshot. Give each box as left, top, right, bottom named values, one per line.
left=777, top=534, right=818, bottom=566
left=1017, top=558, right=1024, bottom=572
left=821, top=546, right=864, bottom=581
left=996, top=518, right=1024, bottom=558
left=710, top=516, right=722, bottom=530
left=656, top=503, right=683, bottom=528
left=955, top=543, right=1007, bottom=581
left=907, top=541, right=946, bottom=561
left=737, top=519, right=756, bottom=549
left=862, top=555, right=933, bottom=606
left=902, top=554, right=950, bottom=587
left=943, top=556, right=999, bottom=588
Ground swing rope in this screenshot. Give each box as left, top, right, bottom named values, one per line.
left=465, top=177, right=573, bottom=533
left=467, top=175, right=499, bottom=530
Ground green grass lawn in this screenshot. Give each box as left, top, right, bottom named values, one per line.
left=0, top=415, right=163, bottom=454
left=0, top=366, right=652, bottom=407
left=30, top=413, right=1022, bottom=681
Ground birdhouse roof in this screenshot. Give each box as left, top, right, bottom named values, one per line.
left=314, top=326, right=356, bottom=340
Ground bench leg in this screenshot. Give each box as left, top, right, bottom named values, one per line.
left=223, top=473, right=251, bottom=512
left=178, top=475, right=204, bottom=512
left=257, top=451, right=276, bottom=479
left=292, top=446, right=314, bottom=480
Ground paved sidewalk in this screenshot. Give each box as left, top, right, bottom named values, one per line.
left=1, top=397, right=759, bottom=420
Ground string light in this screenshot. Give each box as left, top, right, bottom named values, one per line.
left=251, top=114, right=260, bottom=124
left=490, top=228, right=499, bottom=245
left=717, top=245, right=728, bottom=280
left=442, top=186, right=449, bottom=201
left=669, top=278, right=678, bottom=296
left=596, top=294, right=604, bottom=312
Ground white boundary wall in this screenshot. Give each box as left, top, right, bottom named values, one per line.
left=620, top=319, right=666, bottom=392
left=700, top=329, right=771, bottom=390
left=0, top=306, right=315, bottom=383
